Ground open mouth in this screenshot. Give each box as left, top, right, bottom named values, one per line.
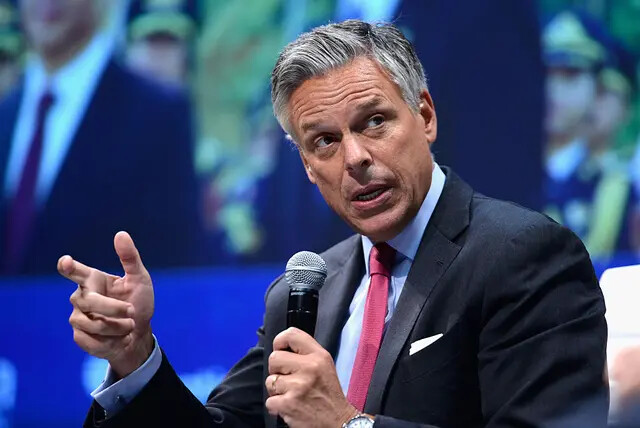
left=355, top=188, right=386, bottom=201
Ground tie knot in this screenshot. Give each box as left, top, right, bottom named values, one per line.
left=369, top=242, right=396, bottom=277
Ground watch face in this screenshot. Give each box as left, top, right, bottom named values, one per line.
left=347, top=416, right=374, bottom=428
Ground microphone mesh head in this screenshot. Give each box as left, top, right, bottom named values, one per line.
left=285, top=251, right=327, bottom=290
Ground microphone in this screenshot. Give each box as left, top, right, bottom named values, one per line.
left=284, top=251, right=327, bottom=336
left=277, top=251, right=327, bottom=428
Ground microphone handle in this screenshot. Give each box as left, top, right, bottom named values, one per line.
left=277, top=288, right=319, bottom=427
left=287, top=287, right=319, bottom=335
left=287, top=309, right=317, bottom=336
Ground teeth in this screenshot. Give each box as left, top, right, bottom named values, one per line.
left=356, top=188, right=384, bottom=201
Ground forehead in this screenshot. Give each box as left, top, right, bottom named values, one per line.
left=288, top=57, right=407, bottom=131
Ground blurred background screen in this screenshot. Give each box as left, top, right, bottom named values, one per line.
left=0, top=0, right=638, bottom=426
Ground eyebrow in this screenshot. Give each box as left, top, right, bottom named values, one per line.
left=299, top=96, right=387, bottom=134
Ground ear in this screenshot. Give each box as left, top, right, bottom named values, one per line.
left=297, top=145, right=317, bottom=184
left=418, top=89, right=437, bottom=145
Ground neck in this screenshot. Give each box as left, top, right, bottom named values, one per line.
left=587, top=138, right=609, bottom=158
left=40, top=30, right=95, bottom=74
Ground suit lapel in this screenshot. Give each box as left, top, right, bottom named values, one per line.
left=364, top=168, right=473, bottom=414
left=44, top=60, right=117, bottom=208
left=315, top=236, right=364, bottom=358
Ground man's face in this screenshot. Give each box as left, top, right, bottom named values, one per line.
left=127, top=34, right=188, bottom=86
left=545, top=67, right=596, bottom=138
left=288, top=57, right=437, bottom=242
left=20, top=0, right=97, bottom=58
left=588, top=88, right=628, bottom=144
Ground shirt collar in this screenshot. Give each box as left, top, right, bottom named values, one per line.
left=361, top=162, right=446, bottom=275
left=24, top=31, right=113, bottom=100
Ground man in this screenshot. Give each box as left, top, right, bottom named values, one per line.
left=542, top=11, right=603, bottom=183
left=581, top=37, right=638, bottom=258
left=543, top=11, right=638, bottom=260
left=126, top=0, right=196, bottom=88
left=542, top=11, right=615, bottom=257
left=60, top=20, right=607, bottom=427
left=0, top=0, right=205, bottom=275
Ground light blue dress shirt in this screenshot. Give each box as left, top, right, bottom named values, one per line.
left=93, top=163, right=446, bottom=414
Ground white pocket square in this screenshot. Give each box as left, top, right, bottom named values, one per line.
left=409, top=334, right=444, bottom=356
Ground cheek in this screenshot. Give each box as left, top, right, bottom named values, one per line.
left=312, top=169, right=346, bottom=205
left=394, top=132, right=431, bottom=179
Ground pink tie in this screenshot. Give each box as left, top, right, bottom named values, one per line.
left=347, top=242, right=396, bottom=411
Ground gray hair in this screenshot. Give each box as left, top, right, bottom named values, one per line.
left=270, top=19, right=428, bottom=137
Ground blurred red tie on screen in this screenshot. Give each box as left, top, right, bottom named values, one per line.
left=3, top=90, right=55, bottom=273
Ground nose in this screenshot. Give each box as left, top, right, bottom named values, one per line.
left=342, top=133, right=372, bottom=173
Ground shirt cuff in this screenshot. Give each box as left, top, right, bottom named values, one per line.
left=91, top=334, right=162, bottom=415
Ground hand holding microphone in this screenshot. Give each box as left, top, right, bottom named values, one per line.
left=266, top=252, right=358, bottom=428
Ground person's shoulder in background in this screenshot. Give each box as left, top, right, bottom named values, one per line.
left=104, top=59, right=192, bottom=123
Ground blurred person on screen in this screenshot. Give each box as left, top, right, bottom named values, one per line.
left=581, top=37, right=638, bottom=258
left=59, top=20, right=607, bottom=428
left=125, top=0, right=195, bottom=88
left=542, top=10, right=637, bottom=259
left=0, top=0, right=208, bottom=275
left=0, top=0, right=22, bottom=100
left=543, top=11, right=601, bottom=169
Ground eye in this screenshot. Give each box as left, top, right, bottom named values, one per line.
left=314, top=135, right=335, bottom=148
left=366, top=114, right=385, bottom=128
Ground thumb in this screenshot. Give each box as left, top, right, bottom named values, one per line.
left=114, top=231, right=145, bottom=276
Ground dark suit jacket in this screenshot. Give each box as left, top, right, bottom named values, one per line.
left=0, top=59, right=208, bottom=275
left=85, top=168, right=608, bottom=427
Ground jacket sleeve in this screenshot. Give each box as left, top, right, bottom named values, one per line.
left=83, top=275, right=287, bottom=428
left=84, top=333, right=266, bottom=428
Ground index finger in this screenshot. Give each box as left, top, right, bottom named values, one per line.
left=74, top=291, right=134, bottom=318
left=58, top=256, right=118, bottom=292
left=57, top=255, right=93, bottom=285
left=273, top=327, right=323, bottom=355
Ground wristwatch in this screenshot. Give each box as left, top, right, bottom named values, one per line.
left=342, top=413, right=375, bottom=428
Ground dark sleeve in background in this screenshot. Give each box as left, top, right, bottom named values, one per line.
left=130, top=86, right=215, bottom=269
left=395, top=0, right=544, bottom=211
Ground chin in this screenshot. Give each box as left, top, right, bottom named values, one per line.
left=354, top=214, right=405, bottom=242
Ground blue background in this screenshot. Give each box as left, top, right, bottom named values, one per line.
left=1, top=257, right=638, bottom=427
left=0, top=266, right=280, bottom=427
